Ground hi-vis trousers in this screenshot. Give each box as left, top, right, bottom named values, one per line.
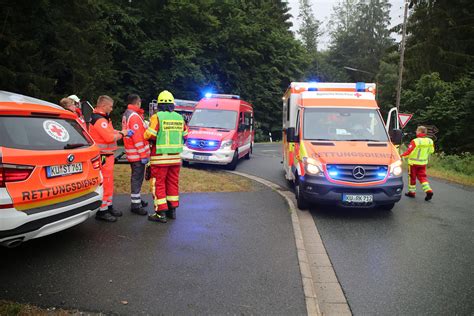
left=408, top=164, right=433, bottom=194
left=100, top=155, right=115, bottom=211
left=151, top=165, right=180, bottom=212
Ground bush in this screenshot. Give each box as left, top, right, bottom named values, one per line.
left=428, top=152, right=474, bottom=176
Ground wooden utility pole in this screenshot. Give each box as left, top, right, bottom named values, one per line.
left=395, top=0, right=409, bottom=112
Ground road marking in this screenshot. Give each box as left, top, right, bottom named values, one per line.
left=228, top=171, right=351, bottom=316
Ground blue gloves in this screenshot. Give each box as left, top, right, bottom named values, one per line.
left=141, top=158, right=149, bottom=165
left=127, top=130, right=135, bottom=137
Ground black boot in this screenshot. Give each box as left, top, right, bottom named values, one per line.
left=131, top=205, right=147, bottom=215
left=425, top=191, right=434, bottom=201
left=166, top=208, right=176, bottom=219
left=148, top=211, right=167, bottom=223
left=141, top=200, right=148, bottom=207
left=95, top=210, right=117, bottom=222
left=108, top=205, right=122, bottom=217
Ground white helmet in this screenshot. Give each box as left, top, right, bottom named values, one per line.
left=68, top=95, right=80, bottom=103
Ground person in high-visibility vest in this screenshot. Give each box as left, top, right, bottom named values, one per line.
left=121, top=94, right=150, bottom=215
left=400, top=126, right=435, bottom=201
left=144, top=90, right=188, bottom=223
left=89, top=95, right=133, bottom=222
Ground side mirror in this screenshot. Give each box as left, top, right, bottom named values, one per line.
left=286, top=127, right=299, bottom=143
left=389, top=129, right=403, bottom=145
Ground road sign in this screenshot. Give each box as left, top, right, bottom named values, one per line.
left=425, top=125, right=438, bottom=141
left=425, top=125, right=439, bottom=134
left=398, top=113, right=413, bottom=128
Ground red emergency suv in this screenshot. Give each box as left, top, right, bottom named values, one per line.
left=0, top=91, right=103, bottom=247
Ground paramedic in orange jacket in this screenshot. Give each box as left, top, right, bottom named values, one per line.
left=89, top=95, right=132, bottom=222
left=121, top=94, right=150, bottom=215
left=144, top=90, right=188, bottom=223
left=401, top=125, right=435, bottom=201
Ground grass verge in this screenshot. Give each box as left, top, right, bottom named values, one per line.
left=426, top=152, right=474, bottom=186
left=0, top=300, right=73, bottom=316
left=400, top=150, right=474, bottom=186
left=113, top=164, right=253, bottom=194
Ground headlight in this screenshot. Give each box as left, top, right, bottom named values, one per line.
left=389, top=160, right=403, bottom=176
left=220, top=140, right=233, bottom=149
left=304, top=157, right=322, bottom=175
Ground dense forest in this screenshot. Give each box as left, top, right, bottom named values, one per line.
left=1, top=0, right=472, bottom=153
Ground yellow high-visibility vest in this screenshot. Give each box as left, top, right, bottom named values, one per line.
left=408, top=137, right=434, bottom=165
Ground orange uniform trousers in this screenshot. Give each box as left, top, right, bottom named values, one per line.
left=100, top=155, right=115, bottom=211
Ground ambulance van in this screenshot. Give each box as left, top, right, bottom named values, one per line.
left=0, top=91, right=103, bottom=247
left=181, top=94, right=254, bottom=170
left=282, top=82, right=403, bottom=210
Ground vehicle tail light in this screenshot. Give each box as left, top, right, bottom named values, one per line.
left=0, top=163, right=35, bottom=187
left=91, top=155, right=101, bottom=170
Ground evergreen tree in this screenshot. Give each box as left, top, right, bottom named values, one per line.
left=297, top=0, right=321, bottom=52
left=328, top=0, right=393, bottom=82
left=404, top=0, right=474, bottom=83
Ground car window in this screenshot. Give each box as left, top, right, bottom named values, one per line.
left=0, top=116, right=93, bottom=150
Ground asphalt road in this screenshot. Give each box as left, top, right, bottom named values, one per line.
left=0, top=184, right=306, bottom=314
left=237, top=143, right=474, bottom=315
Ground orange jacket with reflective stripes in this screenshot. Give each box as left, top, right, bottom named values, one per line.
left=122, top=104, right=150, bottom=162
left=88, top=109, right=122, bottom=155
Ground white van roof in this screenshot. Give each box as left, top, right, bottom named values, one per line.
left=0, top=91, right=63, bottom=110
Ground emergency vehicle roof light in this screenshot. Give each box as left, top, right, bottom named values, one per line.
left=290, top=82, right=376, bottom=93
left=205, top=94, right=240, bottom=100
left=356, top=82, right=366, bottom=92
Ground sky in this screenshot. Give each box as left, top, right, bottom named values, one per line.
left=286, top=0, right=405, bottom=50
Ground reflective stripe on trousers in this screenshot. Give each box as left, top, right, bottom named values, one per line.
left=130, top=161, right=145, bottom=207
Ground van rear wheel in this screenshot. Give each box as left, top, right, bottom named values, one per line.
left=244, top=145, right=252, bottom=160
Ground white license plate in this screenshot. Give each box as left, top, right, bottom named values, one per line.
left=193, top=154, right=209, bottom=161
left=343, top=194, right=373, bottom=203
left=46, top=163, right=83, bottom=178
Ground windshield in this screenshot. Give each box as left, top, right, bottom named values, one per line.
left=303, top=108, right=389, bottom=142
left=189, top=109, right=238, bottom=130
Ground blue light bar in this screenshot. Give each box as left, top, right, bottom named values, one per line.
left=356, top=82, right=366, bottom=92
left=205, top=93, right=212, bottom=98
left=208, top=141, right=216, bottom=146
left=329, top=171, right=338, bottom=177
left=189, top=140, right=197, bottom=145
left=377, top=172, right=387, bottom=177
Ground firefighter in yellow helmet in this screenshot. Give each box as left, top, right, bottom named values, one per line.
left=144, top=90, right=188, bottom=222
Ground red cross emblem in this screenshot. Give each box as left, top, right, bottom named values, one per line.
left=355, top=92, right=362, bottom=98
left=50, top=125, right=64, bottom=136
